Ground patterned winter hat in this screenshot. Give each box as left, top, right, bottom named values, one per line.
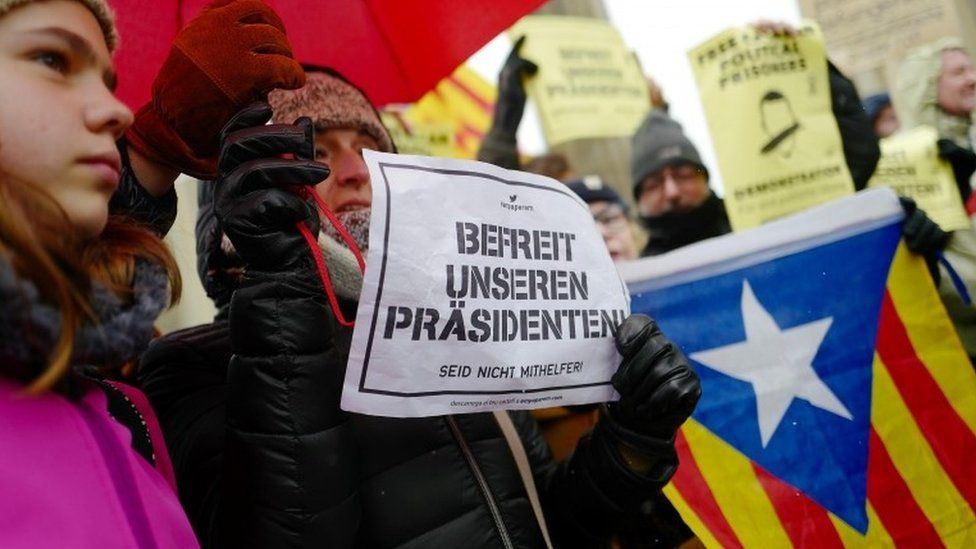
left=268, top=69, right=395, bottom=153
left=0, top=0, right=118, bottom=51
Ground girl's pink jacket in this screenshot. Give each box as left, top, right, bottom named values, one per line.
left=0, top=378, right=198, bottom=548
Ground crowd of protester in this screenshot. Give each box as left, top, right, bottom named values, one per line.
left=1, top=0, right=974, bottom=548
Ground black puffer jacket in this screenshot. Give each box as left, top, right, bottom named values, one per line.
left=141, top=264, right=676, bottom=548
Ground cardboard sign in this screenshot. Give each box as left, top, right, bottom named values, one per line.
left=799, top=0, right=961, bottom=77
left=509, top=15, right=649, bottom=147
left=868, top=126, right=969, bottom=231
left=341, top=151, right=629, bottom=418
left=689, top=22, right=856, bottom=230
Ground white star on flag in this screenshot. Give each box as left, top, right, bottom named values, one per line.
left=690, top=280, right=853, bottom=447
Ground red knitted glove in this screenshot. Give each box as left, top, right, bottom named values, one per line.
left=126, top=0, right=306, bottom=179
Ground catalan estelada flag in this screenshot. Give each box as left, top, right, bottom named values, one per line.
left=382, top=65, right=496, bottom=159
left=618, top=188, right=976, bottom=547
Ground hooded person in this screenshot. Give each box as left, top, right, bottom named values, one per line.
left=631, top=111, right=730, bottom=257
left=892, top=38, right=976, bottom=149
left=892, top=38, right=976, bottom=203
left=863, top=92, right=900, bottom=138
left=140, top=67, right=703, bottom=548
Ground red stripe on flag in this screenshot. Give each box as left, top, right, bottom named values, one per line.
left=752, top=464, right=844, bottom=548
left=877, top=292, right=976, bottom=510
left=446, top=75, right=494, bottom=113
left=868, top=428, right=944, bottom=547
left=672, top=429, right=744, bottom=549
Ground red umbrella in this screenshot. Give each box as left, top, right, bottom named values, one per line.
left=110, top=0, right=544, bottom=109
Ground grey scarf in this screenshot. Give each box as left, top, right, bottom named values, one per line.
left=0, top=254, right=170, bottom=375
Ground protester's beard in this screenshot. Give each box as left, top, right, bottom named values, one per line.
left=322, top=209, right=371, bottom=255
left=640, top=192, right=729, bottom=252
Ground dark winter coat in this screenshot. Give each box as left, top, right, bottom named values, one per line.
left=140, top=264, right=677, bottom=549
left=640, top=192, right=732, bottom=257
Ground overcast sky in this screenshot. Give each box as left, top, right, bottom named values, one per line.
left=467, top=0, right=803, bottom=194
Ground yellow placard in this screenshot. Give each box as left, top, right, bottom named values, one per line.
left=689, top=22, right=855, bottom=230
left=380, top=111, right=455, bottom=158
left=868, top=126, right=969, bottom=231
left=508, top=16, right=649, bottom=147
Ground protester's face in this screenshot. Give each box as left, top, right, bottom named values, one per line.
left=637, top=163, right=710, bottom=217
left=873, top=104, right=900, bottom=138
left=313, top=128, right=379, bottom=212
left=0, top=1, right=131, bottom=237
left=589, top=200, right=636, bottom=262
left=938, top=49, right=976, bottom=118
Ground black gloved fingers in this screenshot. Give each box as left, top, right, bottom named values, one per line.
left=505, top=35, right=535, bottom=71
left=220, top=190, right=319, bottom=269
left=614, top=314, right=664, bottom=359
left=219, top=119, right=319, bottom=173
left=500, top=35, right=538, bottom=89
left=898, top=196, right=917, bottom=216
left=215, top=159, right=329, bottom=219
left=937, top=138, right=976, bottom=165
left=613, top=314, right=670, bottom=394
left=902, top=207, right=949, bottom=255
left=220, top=102, right=274, bottom=143
left=614, top=342, right=682, bottom=404
left=918, top=221, right=950, bottom=253
left=223, top=187, right=315, bottom=234
left=292, top=117, right=315, bottom=161
left=633, top=368, right=702, bottom=421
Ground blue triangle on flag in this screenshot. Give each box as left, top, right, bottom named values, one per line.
left=630, top=223, right=901, bottom=533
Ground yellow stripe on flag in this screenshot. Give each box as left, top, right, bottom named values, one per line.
left=872, top=353, right=976, bottom=544
left=662, top=483, right=721, bottom=549
left=448, top=65, right=497, bottom=109
left=828, top=503, right=896, bottom=547
left=886, top=242, right=976, bottom=433
left=426, top=80, right=493, bottom=129
left=682, top=420, right=793, bottom=548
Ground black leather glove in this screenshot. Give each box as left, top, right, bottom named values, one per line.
left=900, top=196, right=950, bottom=285
left=213, top=102, right=329, bottom=271
left=492, top=35, right=538, bottom=135
left=609, top=314, right=701, bottom=439
left=937, top=138, right=976, bottom=201
left=899, top=196, right=950, bottom=256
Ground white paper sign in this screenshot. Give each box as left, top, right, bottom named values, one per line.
left=340, top=151, right=630, bottom=417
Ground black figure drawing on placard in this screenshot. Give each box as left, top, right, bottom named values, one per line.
left=759, top=90, right=800, bottom=158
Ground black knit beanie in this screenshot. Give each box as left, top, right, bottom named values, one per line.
left=630, top=111, right=708, bottom=200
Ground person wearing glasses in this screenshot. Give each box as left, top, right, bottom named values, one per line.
left=566, top=176, right=638, bottom=263
left=631, top=111, right=730, bottom=257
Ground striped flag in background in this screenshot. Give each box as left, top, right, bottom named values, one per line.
left=619, top=188, right=976, bottom=547
left=391, top=65, right=496, bottom=159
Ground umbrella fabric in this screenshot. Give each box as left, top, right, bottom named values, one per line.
left=109, top=0, right=545, bottom=109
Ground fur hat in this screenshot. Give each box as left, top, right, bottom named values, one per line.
left=268, top=69, right=395, bottom=153
left=0, top=0, right=118, bottom=51
left=630, top=110, right=708, bottom=200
